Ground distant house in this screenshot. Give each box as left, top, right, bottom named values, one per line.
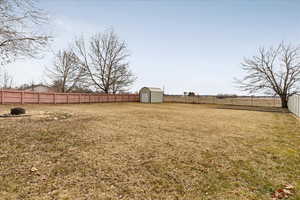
left=24, top=84, right=54, bottom=93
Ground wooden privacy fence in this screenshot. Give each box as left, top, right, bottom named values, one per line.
left=164, top=95, right=282, bottom=107
left=0, top=90, right=139, bottom=104
left=288, top=94, right=300, bottom=117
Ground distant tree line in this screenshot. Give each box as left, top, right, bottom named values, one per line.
left=184, top=92, right=196, bottom=96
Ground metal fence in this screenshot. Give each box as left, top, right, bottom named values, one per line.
left=163, top=95, right=282, bottom=107
left=288, top=94, right=300, bottom=117
left=0, top=89, right=139, bottom=104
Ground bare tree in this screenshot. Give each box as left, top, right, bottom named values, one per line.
left=73, top=30, right=136, bottom=94
left=0, top=0, right=50, bottom=65
left=237, top=43, right=300, bottom=108
left=46, top=49, right=87, bottom=93
left=0, top=67, right=13, bottom=89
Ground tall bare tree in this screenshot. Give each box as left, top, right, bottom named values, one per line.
left=0, top=0, right=50, bottom=65
left=237, top=43, right=300, bottom=108
left=73, top=30, right=136, bottom=93
left=46, top=49, right=87, bottom=93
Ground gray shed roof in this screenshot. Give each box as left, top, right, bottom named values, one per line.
left=141, top=87, right=163, bottom=92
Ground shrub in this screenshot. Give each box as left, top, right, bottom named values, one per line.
left=10, top=107, right=26, bottom=115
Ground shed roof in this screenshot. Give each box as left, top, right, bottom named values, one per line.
left=141, top=87, right=163, bottom=92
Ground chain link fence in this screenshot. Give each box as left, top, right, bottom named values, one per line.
left=163, top=95, right=281, bottom=107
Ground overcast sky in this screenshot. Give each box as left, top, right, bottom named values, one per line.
left=6, top=0, right=300, bottom=94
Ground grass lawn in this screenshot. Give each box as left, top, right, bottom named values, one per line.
left=0, top=103, right=299, bottom=200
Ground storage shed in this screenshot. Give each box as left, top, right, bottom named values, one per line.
left=139, top=87, right=163, bottom=103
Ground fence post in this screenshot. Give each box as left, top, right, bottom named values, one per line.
left=295, top=96, right=296, bottom=113
left=21, top=91, right=24, bottom=104
left=297, top=95, right=299, bottom=117
left=53, top=93, right=56, bottom=104
left=293, top=96, right=295, bottom=114
left=38, top=92, right=40, bottom=104
left=1, top=89, right=3, bottom=104
left=297, top=96, right=298, bottom=116
left=294, top=95, right=296, bottom=115
left=0, top=89, right=3, bottom=104
left=293, top=96, right=296, bottom=115
left=89, top=94, right=91, bottom=103
left=298, top=95, right=300, bottom=117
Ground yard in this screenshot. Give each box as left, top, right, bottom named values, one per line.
left=0, top=103, right=299, bottom=200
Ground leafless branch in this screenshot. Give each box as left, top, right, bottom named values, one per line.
left=0, top=0, right=50, bottom=65
left=46, top=49, right=88, bottom=93
left=236, top=42, right=300, bottom=108
left=73, top=29, right=136, bottom=93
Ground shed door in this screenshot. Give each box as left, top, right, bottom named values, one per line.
left=141, top=93, right=149, bottom=103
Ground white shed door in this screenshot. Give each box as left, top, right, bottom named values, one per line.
left=141, top=93, right=149, bottom=103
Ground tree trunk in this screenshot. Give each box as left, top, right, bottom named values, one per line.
left=280, top=95, right=288, bottom=108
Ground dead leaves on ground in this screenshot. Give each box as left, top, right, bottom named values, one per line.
left=30, top=167, right=38, bottom=173
left=271, top=184, right=295, bottom=200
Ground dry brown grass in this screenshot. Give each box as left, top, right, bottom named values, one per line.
left=0, top=103, right=299, bottom=200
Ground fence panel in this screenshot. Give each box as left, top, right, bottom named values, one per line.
left=0, top=90, right=139, bottom=105
left=288, top=94, right=300, bottom=117
left=24, top=92, right=39, bottom=104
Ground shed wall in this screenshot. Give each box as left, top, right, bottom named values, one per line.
left=150, top=91, right=163, bottom=103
